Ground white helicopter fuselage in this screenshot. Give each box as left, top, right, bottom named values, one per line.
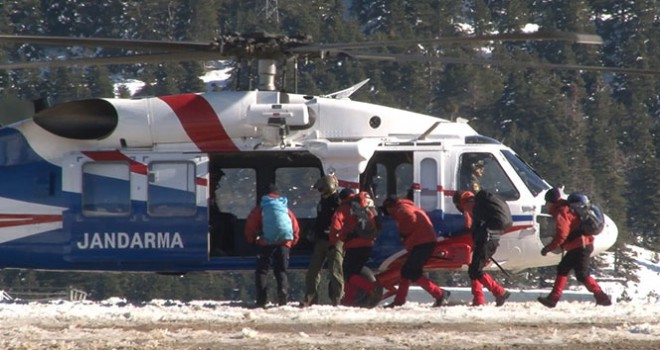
left=0, top=89, right=617, bottom=273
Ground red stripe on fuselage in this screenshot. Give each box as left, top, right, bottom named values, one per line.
left=159, top=94, right=238, bottom=152
left=82, top=150, right=148, bottom=175
left=0, top=214, right=62, bottom=228
left=83, top=150, right=208, bottom=187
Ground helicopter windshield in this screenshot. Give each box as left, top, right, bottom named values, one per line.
left=501, top=150, right=549, bottom=196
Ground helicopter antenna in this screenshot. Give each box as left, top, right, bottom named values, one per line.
left=414, top=121, right=441, bottom=141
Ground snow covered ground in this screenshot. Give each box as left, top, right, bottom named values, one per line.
left=0, top=245, right=658, bottom=349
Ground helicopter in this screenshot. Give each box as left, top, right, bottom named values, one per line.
left=0, top=30, right=653, bottom=303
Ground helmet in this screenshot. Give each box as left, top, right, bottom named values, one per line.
left=567, top=192, right=589, bottom=206
left=544, top=188, right=562, bottom=203
left=314, top=175, right=338, bottom=196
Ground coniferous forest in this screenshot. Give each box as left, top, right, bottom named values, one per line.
left=0, top=1, right=657, bottom=302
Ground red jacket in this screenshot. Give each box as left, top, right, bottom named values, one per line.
left=244, top=194, right=300, bottom=247
left=330, top=194, right=375, bottom=249
left=546, top=199, right=594, bottom=252
left=387, top=199, right=437, bottom=251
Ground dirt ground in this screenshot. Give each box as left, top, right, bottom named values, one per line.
left=6, top=320, right=658, bottom=350
left=169, top=322, right=660, bottom=350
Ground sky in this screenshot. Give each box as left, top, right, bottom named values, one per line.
left=0, top=245, right=658, bottom=349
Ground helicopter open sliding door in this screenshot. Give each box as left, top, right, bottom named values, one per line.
left=209, top=151, right=322, bottom=262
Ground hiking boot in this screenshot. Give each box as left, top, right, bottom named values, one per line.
left=595, top=292, right=612, bottom=306
left=298, top=301, right=312, bottom=308
left=537, top=296, right=557, bottom=308
left=433, top=289, right=451, bottom=307
left=366, top=285, right=384, bottom=308
left=495, top=290, right=511, bottom=307
left=383, top=301, right=404, bottom=308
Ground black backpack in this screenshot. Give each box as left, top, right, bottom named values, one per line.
left=567, top=192, right=605, bottom=236
left=472, top=190, right=512, bottom=231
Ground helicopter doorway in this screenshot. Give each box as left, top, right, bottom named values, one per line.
left=208, top=152, right=323, bottom=257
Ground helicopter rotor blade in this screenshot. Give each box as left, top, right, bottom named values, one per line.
left=342, top=52, right=660, bottom=76
left=1, top=31, right=655, bottom=76
left=0, top=34, right=216, bottom=52
left=290, top=31, right=603, bottom=53
left=0, top=51, right=226, bottom=70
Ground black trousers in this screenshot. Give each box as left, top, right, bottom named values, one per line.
left=255, top=245, right=290, bottom=306
left=557, top=244, right=594, bottom=282
left=468, top=225, right=499, bottom=280
left=401, top=242, right=435, bottom=281
left=343, top=246, right=372, bottom=280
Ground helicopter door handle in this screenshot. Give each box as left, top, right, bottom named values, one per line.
left=521, top=205, right=535, bottom=212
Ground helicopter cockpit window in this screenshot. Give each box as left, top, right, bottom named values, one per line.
left=501, top=150, right=549, bottom=197
left=275, top=167, right=321, bottom=219
left=459, top=153, right=519, bottom=200
left=82, top=162, right=130, bottom=216
left=147, top=162, right=196, bottom=217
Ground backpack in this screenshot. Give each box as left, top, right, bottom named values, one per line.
left=349, top=191, right=380, bottom=239
left=567, top=193, right=605, bottom=236
left=473, top=190, right=512, bottom=231
left=260, top=195, right=294, bottom=244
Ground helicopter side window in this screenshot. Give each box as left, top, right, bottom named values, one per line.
left=82, top=161, right=131, bottom=216
left=395, top=163, right=413, bottom=199
left=370, top=163, right=388, bottom=205
left=147, top=161, right=196, bottom=217
left=363, top=152, right=413, bottom=206
left=458, top=153, right=519, bottom=200
left=214, top=168, right=256, bottom=219
left=367, top=162, right=413, bottom=204
left=275, top=167, right=321, bottom=219
left=419, top=158, right=438, bottom=211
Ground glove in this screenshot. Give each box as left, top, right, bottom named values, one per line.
left=541, top=246, right=549, bottom=256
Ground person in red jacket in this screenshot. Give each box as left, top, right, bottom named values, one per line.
left=330, top=188, right=381, bottom=307
left=538, top=188, right=611, bottom=308
left=245, top=184, right=300, bottom=308
left=381, top=197, right=450, bottom=307
left=453, top=190, right=510, bottom=306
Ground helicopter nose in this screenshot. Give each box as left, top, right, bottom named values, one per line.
left=592, top=214, right=618, bottom=255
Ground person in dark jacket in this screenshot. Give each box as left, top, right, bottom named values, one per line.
left=453, top=190, right=511, bottom=306
left=244, top=184, right=300, bottom=308
left=330, top=188, right=381, bottom=307
left=300, top=175, right=344, bottom=307
left=537, top=188, right=611, bottom=308
left=381, top=197, right=450, bottom=307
